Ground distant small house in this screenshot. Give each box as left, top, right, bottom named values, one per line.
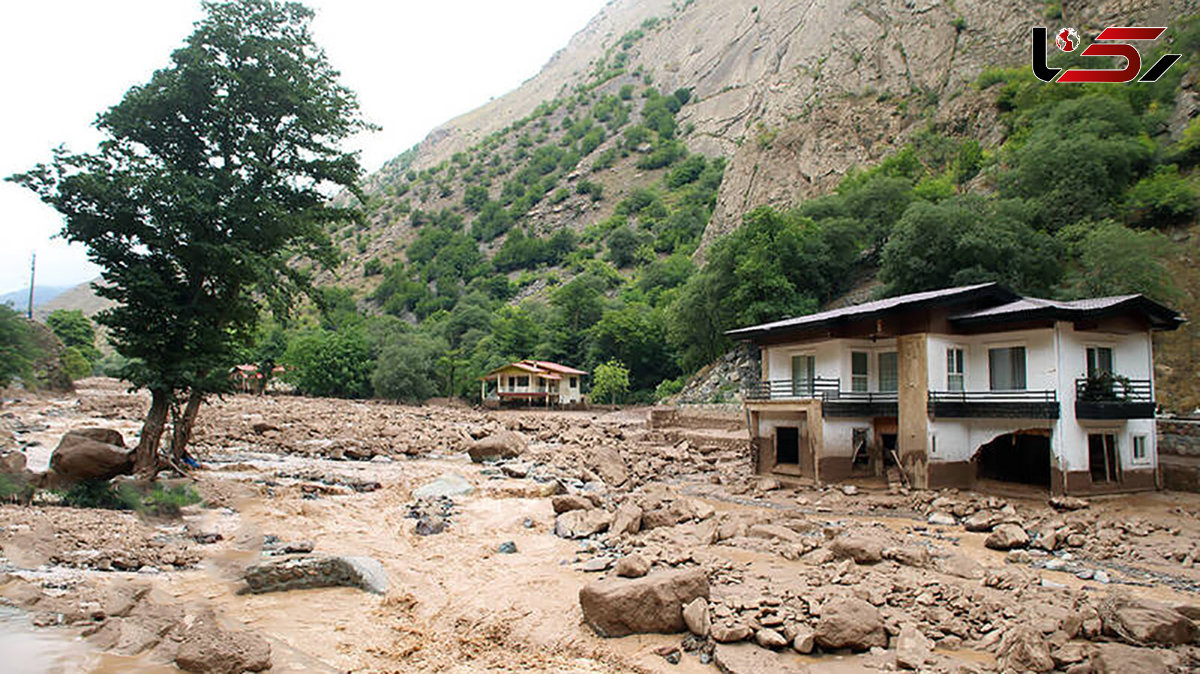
left=479, top=360, right=587, bottom=406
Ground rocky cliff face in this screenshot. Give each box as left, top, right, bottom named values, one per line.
left=377, top=0, right=1193, bottom=256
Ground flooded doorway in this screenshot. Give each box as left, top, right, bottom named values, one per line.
left=975, top=431, right=1051, bottom=488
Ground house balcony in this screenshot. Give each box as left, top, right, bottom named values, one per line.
left=743, top=379, right=898, bottom=417
left=928, top=389, right=1060, bottom=419
left=1074, top=377, right=1155, bottom=419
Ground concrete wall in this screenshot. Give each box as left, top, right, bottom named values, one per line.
left=763, top=338, right=899, bottom=390
left=1160, top=418, right=1200, bottom=492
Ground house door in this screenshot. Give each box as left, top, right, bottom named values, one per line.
left=776, top=427, right=799, bottom=465
left=1088, top=433, right=1120, bottom=483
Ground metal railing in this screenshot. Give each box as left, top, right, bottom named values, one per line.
left=743, top=377, right=841, bottom=401
left=1075, top=377, right=1152, bottom=403
left=928, top=389, right=1058, bottom=404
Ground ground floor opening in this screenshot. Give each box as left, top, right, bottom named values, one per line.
left=975, top=431, right=1051, bottom=488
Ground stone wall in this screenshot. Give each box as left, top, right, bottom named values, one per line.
left=1158, top=418, right=1200, bottom=493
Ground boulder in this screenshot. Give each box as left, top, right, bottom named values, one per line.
left=578, top=568, right=709, bottom=637
left=962, top=510, right=999, bottom=532
left=0, top=450, right=28, bottom=474
left=883, top=546, right=931, bottom=568
left=755, top=628, right=788, bottom=648
left=927, top=511, right=957, bottom=526
left=1099, top=595, right=1200, bottom=646
left=985, top=523, right=1030, bottom=550
left=814, top=597, right=887, bottom=651
left=586, top=446, right=628, bottom=487
left=467, top=430, right=527, bottom=463
left=49, top=430, right=134, bottom=484
left=243, top=555, right=388, bottom=595
left=1088, top=643, right=1169, bottom=674
left=610, top=502, right=643, bottom=535
left=174, top=605, right=271, bottom=674
left=1049, top=496, right=1089, bottom=512
left=711, top=622, right=752, bottom=643
left=683, top=597, right=710, bottom=636
left=70, top=428, right=126, bottom=447
left=551, top=494, right=593, bottom=514
left=411, top=473, right=473, bottom=500
left=997, top=625, right=1054, bottom=673
left=791, top=626, right=815, bottom=653
left=936, top=552, right=985, bottom=580
left=614, top=554, right=650, bottom=578
left=554, top=508, right=612, bottom=539
left=896, top=624, right=933, bottom=670
left=830, top=535, right=883, bottom=564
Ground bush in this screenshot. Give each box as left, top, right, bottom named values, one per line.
left=1123, top=164, right=1199, bottom=227
left=57, top=480, right=201, bottom=516
left=283, top=328, right=374, bottom=398
left=0, top=304, right=39, bottom=387
left=61, top=346, right=92, bottom=380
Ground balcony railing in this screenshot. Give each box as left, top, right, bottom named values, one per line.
left=928, top=389, right=1059, bottom=419
left=1075, top=376, right=1154, bottom=419
left=743, top=378, right=841, bottom=401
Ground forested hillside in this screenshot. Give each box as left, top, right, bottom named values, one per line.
left=260, top=1, right=1199, bottom=410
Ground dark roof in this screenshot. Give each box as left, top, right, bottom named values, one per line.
left=950, top=294, right=1184, bottom=330
left=724, top=282, right=1018, bottom=341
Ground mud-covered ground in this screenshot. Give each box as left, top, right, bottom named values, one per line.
left=1, top=378, right=1199, bottom=673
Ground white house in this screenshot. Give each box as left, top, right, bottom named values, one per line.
left=727, top=283, right=1184, bottom=495
left=479, top=360, right=587, bottom=406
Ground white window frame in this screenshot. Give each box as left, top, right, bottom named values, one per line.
left=986, top=342, right=1027, bottom=391
left=1131, top=434, right=1150, bottom=465
left=878, top=351, right=899, bottom=393
left=789, top=352, right=817, bottom=396
left=1085, top=343, right=1115, bottom=378
left=850, top=351, right=869, bottom=393
left=946, top=346, right=965, bottom=392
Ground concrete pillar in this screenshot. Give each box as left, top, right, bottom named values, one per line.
left=897, top=334, right=929, bottom=489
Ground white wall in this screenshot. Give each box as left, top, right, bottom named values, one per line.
left=763, top=339, right=899, bottom=393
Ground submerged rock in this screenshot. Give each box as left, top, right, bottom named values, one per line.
left=243, top=555, right=388, bottom=595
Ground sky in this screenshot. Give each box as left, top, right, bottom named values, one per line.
left=0, top=0, right=609, bottom=295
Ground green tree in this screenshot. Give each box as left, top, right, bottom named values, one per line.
left=0, top=305, right=38, bottom=387
left=1057, top=220, right=1177, bottom=302
left=283, top=328, right=374, bottom=398
left=371, top=333, right=446, bottom=403
left=591, top=359, right=631, bottom=405
left=46, top=309, right=100, bottom=364
left=10, top=0, right=371, bottom=473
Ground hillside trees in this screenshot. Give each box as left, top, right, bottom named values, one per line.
left=9, top=0, right=371, bottom=474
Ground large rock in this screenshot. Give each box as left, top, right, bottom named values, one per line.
left=578, top=568, right=709, bottom=637
left=614, top=554, right=650, bottom=578
left=985, top=523, right=1030, bottom=550
left=48, top=430, right=134, bottom=484
left=243, top=555, right=388, bottom=595
left=610, top=502, right=643, bottom=535
left=962, top=510, right=999, bottom=532
left=0, top=450, right=27, bottom=475
left=1088, top=643, right=1169, bottom=674
left=551, top=494, right=593, bottom=514
left=683, top=597, right=710, bottom=636
left=997, top=625, right=1054, bottom=672
left=554, top=508, right=612, bottom=538
left=1099, top=595, right=1200, bottom=646
left=467, top=430, right=527, bottom=463
left=896, top=623, right=933, bottom=670
left=814, top=597, right=887, bottom=651
left=586, top=446, right=628, bottom=487
left=174, top=605, right=271, bottom=674
left=411, top=473, right=473, bottom=499
left=70, top=428, right=126, bottom=447
left=830, top=535, right=883, bottom=564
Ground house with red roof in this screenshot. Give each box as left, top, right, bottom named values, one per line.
left=479, top=360, right=588, bottom=406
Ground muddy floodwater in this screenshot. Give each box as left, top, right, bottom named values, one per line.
left=1, top=379, right=1198, bottom=672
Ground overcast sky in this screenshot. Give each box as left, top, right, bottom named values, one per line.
left=0, top=0, right=609, bottom=295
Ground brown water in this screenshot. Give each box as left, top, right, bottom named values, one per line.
left=0, top=606, right=174, bottom=674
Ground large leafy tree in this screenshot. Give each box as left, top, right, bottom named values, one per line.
left=10, top=0, right=372, bottom=474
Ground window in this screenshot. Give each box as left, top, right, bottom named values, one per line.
left=791, top=355, right=815, bottom=396
left=1132, top=435, right=1147, bottom=461
left=988, top=346, right=1026, bottom=391
left=569, top=376, right=578, bottom=388
left=516, top=375, right=529, bottom=387
left=1086, top=346, right=1113, bottom=378
left=946, top=348, right=965, bottom=391
left=878, top=352, right=898, bottom=392
left=851, top=352, right=868, bottom=392
left=507, top=376, right=515, bottom=389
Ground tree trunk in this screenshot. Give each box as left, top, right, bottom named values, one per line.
left=170, top=388, right=205, bottom=461
left=135, top=388, right=171, bottom=477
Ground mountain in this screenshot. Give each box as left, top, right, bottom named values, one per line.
left=320, top=0, right=1199, bottom=410
left=0, top=285, right=74, bottom=313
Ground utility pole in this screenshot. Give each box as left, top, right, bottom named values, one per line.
left=27, top=252, right=35, bottom=319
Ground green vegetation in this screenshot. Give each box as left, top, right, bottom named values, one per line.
left=46, top=309, right=100, bottom=375
left=591, top=359, right=631, bottom=404
left=57, top=479, right=201, bottom=517
left=0, top=305, right=37, bottom=387
left=10, top=0, right=371, bottom=474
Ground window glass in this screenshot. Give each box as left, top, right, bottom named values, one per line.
left=791, top=355, right=815, bottom=395
left=1087, top=347, right=1113, bottom=378
left=947, top=348, right=965, bottom=391
left=851, top=352, right=868, bottom=392
left=1132, top=435, right=1146, bottom=460
left=878, top=352, right=898, bottom=392
left=517, top=376, right=529, bottom=387
left=988, top=346, right=1026, bottom=390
